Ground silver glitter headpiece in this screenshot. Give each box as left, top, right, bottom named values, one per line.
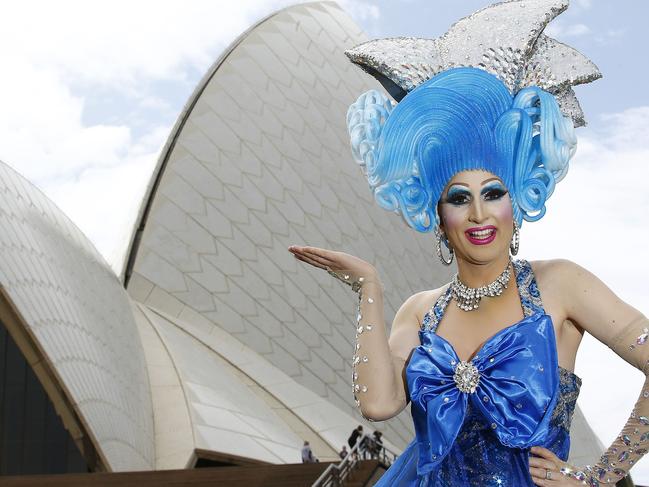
left=345, top=0, right=601, bottom=126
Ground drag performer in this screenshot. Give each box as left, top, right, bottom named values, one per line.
left=288, top=1, right=648, bottom=485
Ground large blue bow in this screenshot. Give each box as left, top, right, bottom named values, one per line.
left=407, top=312, right=559, bottom=476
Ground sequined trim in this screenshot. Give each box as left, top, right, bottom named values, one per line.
left=550, top=367, right=582, bottom=431
left=512, top=259, right=544, bottom=318
left=422, top=285, right=452, bottom=332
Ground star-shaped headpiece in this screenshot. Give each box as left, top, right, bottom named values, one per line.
left=345, top=0, right=600, bottom=126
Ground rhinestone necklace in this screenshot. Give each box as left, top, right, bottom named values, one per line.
left=450, top=258, right=512, bottom=312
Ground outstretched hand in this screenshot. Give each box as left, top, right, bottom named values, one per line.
left=529, top=446, right=586, bottom=486
left=287, top=245, right=378, bottom=284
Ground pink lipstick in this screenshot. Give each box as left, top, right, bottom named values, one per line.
left=465, top=225, right=497, bottom=245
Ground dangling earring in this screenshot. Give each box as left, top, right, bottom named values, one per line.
left=510, top=221, right=520, bottom=256
left=435, top=226, right=454, bottom=266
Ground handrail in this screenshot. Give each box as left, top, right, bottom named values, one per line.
left=311, top=434, right=399, bottom=487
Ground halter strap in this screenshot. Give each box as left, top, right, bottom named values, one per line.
left=421, top=259, right=545, bottom=332
left=513, top=259, right=545, bottom=317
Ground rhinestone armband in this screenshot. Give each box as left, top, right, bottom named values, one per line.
left=558, top=438, right=641, bottom=485
left=558, top=466, right=588, bottom=485
left=327, top=268, right=382, bottom=419
left=559, top=406, right=649, bottom=485
left=351, top=284, right=377, bottom=420
left=574, top=319, right=649, bottom=485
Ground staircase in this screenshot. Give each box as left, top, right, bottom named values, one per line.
left=0, top=462, right=332, bottom=486
left=344, top=460, right=388, bottom=487
left=311, top=435, right=397, bottom=487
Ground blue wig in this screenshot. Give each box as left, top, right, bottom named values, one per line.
left=346, top=67, right=576, bottom=232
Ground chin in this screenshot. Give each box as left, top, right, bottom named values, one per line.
left=459, top=245, right=509, bottom=264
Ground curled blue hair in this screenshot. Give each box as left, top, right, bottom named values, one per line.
left=346, top=67, right=577, bottom=231
left=346, top=90, right=394, bottom=178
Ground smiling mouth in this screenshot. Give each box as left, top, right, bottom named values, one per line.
left=465, top=227, right=497, bottom=245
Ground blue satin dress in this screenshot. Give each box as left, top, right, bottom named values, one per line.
left=376, top=260, right=582, bottom=486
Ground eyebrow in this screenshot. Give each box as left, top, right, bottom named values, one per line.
left=481, top=177, right=502, bottom=185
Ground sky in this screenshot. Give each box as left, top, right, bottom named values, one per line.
left=2, top=0, right=649, bottom=482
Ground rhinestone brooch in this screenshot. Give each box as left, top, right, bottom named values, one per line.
left=453, top=361, right=480, bottom=393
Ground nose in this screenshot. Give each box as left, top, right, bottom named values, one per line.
left=468, top=197, right=486, bottom=223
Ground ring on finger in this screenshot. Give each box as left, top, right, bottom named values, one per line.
left=545, top=468, right=552, bottom=480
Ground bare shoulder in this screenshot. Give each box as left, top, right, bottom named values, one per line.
left=398, top=285, right=449, bottom=327
left=389, top=285, right=448, bottom=359
left=529, top=258, right=589, bottom=284
left=528, top=258, right=597, bottom=313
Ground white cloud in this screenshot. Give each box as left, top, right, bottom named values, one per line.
left=338, top=0, right=381, bottom=21
left=1, top=0, right=381, bottom=89
left=591, top=27, right=627, bottom=46
left=0, top=0, right=292, bottom=88
left=545, top=21, right=591, bottom=38
left=519, top=106, right=649, bottom=480
left=565, top=23, right=591, bottom=37
left=44, top=135, right=165, bottom=274
left=0, top=57, right=129, bottom=179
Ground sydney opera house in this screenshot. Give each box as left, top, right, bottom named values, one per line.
left=0, top=1, right=606, bottom=484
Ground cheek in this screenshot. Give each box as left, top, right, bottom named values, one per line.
left=439, top=205, right=466, bottom=231
left=492, top=200, right=513, bottom=221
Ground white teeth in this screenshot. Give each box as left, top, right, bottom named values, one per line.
left=469, top=229, right=495, bottom=239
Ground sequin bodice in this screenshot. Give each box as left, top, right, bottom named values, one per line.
left=375, top=259, right=582, bottom=487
